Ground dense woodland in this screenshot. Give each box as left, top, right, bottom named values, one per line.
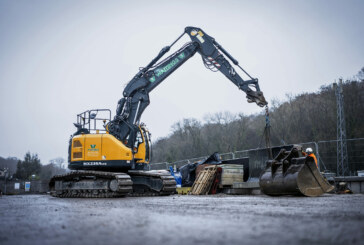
left=151, top=68, right=364, bottom=163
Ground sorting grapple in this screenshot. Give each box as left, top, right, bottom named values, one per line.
left=259, top=146, right=334, bottom=197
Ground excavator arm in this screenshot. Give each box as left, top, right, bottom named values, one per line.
left=52, top=27, right=268, bottom=198
left=107, top=26, right=267, bottom=147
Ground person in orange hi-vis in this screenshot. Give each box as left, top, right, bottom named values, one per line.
left=302, top=147, right=318, bottom=167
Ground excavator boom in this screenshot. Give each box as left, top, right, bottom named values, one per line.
left=108, top=26, right=267, bottom=147
left=50, top=26, right=267, bottom=198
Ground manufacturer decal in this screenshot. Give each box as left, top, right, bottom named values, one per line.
left=178, top=52, right=185, bottom=59
left=83, top=162, right=107, bottom=166
left=155, top=58, right=178, bottom=77
left=155, top=56, right=181, bottom=77
left=229, top=67, right=236, bottom=76
left=196, top=34, right=205, bottom=43
left=149, top=76, right=156, bottom=83
left=149, top=52, right=185, bottom=83
left=190, top=30, right=198, bottom=36
left=88, top=144, right=99, bottom=152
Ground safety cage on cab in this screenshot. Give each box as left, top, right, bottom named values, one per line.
left=75, top=109, right=112, bottom=134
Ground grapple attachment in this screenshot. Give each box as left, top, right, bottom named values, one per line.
left=259, top=146, right=334, bottom=197
left=246, top=90, right=267, bottom=107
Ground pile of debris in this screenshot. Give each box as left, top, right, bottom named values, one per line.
left=176, top=153, right=257, bottom=195
left=173, top=145, right=336, bottom=197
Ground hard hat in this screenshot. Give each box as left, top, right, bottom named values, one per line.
left=306, top=148, right=313, bottom=153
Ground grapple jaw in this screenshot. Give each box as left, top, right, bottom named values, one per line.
left=259, top=146, right=334, bottom=197
left=246, top=90, right=267, bottom=107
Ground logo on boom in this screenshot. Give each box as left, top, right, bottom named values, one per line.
left=149, top=52, right=185, bottom=82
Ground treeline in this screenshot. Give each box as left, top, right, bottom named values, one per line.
left=151, top=68, right=364, bottom=163
left=0, top=153, right=66, bottom=181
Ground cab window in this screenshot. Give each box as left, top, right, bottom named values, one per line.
left=134, top=130, right=143, bottom=150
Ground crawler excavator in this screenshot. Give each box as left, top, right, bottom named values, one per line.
left=49, top=26, right=268, bottom=198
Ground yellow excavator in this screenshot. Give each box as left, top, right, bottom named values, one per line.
left=49, top=26, right=267, bottom=197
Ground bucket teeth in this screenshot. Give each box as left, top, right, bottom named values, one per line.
left=259, top=146, right=334, bottom=197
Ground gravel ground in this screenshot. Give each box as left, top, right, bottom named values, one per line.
left=0, top=194, right=363, bottom=245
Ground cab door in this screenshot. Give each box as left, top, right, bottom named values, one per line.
left=142, top=128, right=151, bottom=163
left=133, top=127, right=151, bottom=164
left=133, top=129, right=146, bottom=163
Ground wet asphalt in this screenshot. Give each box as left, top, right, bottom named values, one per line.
left=0, top=194, right=363, bottom=245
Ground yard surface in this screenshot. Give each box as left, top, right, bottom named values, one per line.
left=0, top=194, right=363, bottom=245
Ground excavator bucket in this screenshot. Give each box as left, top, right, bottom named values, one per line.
left=259, top=146, right=334, bottom=197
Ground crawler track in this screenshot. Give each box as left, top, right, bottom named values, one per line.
left=49, top=170, right=176, bottom=198
left=128, top=170, right=177, bottom=196
left=49, top=171, right=132, bottom=198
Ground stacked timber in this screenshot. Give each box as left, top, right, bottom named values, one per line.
left=219, top=164, right=244, bottom=187
left=218, top=164, right=260, bottom=194
left=225, top=182, right=261, bottom=195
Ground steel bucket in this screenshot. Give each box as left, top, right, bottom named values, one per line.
left=259, top=147, right=334, bottom=197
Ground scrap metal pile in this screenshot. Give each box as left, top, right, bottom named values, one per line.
left=177, top=153, right=250, bottom=195
left=174, top=146, right=334, bottom=197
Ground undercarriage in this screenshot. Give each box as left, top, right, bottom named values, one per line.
left=49, top=170, right=176, bottom=198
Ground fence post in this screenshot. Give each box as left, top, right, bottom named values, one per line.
left=4, top=168, right=8, bottom=195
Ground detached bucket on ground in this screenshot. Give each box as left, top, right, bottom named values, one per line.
left=259, top=147, right=334, bottom=197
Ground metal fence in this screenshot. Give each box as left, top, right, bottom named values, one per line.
left=149, top=138, right=364, bottom=177
left=317, top=138, right=364, bottom=176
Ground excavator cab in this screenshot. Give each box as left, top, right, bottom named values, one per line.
left=68, top=109, right=150, bottom=171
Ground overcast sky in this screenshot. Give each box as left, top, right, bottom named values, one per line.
left=0, top=0, right=363, bottom=163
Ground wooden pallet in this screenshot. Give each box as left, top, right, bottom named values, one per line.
left=190, top=166, right=217, bottom=195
